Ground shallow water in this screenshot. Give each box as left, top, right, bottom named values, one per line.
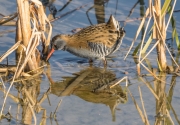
left=0, top=0, right=180, bottom=125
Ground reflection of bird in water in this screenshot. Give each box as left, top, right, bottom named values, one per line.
left=46, top=15, right=125, bottom=66
left=50, top=67, right=127, bottom=121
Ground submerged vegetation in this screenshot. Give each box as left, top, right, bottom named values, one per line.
left=0, top=0, right=180, bottom=124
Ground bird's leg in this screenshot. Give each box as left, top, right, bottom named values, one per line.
left=103, top=58, right=107, bottom=68
left=89, top=59, right=93, bottom=67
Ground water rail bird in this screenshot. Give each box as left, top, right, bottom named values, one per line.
left=46, top=15, right=125, bottom=66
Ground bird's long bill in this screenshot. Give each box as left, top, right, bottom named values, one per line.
left=46, top=48, right=55, bottom=61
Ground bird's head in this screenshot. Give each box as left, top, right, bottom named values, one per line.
left=46, top=35, right=67, bottom=61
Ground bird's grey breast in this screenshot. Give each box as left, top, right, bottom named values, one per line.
left=66, top=45, right=105, bottom=59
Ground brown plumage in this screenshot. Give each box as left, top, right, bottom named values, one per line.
left=46, top=15, right=125, bottom=66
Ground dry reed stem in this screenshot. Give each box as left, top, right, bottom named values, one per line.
left=138, top=16, right=152, bottom=75
left=153, top=1, right=167, bottom=70
left=138, top=5, right=170, bottom=67
left=138, top=17, right=152, bottom=60
left=16, top=39, right=38, bottom=78
left=31, top=0, right=42, bottom=5
left=26, top=19, right=37, bottom=55
left=152, top=6, right=164, bottom=38
left=165, top=0, right=177, bottom=30
left=17, top=0, right=31, bottom=47
left=16, top=19, right=22, bottom=54
left=31, top=0, right=52, bottom=47
left=21, top=72, right=31, bottom=77
left=15, top=18, right=42, bottom=77
left=17, top=0, right=35, bottom=71
left=137, top=64, right=141, bottom=75
left=30, top=52, right=38, bottom=70
left=44, top=13, right=52, bottom=47
left=127, top=88, right=146, bottom=124
left=37, top=5, right=46, bottom=31
left=138, top=86, right=150, bottom=125
left=14, top=70, right=43, bottom=82
left=149, top=0, right=152, bottom=16
left=124, top=8, right=150, bottom=60
left=0, top=67, right=16, bottom=73
left=15, top=0, right=51, bottom=77
left=0, top=41, right=21, bottom=63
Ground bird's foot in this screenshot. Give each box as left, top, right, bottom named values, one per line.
left=89, top=59, right=93, bottom=67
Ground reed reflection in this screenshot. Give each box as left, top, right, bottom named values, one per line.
left=86, top=0, right=109, bottom=25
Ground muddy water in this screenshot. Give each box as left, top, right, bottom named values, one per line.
left=0, top=0, right=180, bottom=125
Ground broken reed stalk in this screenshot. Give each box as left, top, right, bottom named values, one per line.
left=14, top=0, right=52, bottom=78
left=1, top=0, right=51, bottom=123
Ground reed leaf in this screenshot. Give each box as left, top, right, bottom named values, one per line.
left=161, top=0, right=171, bottom=16
left=133, top=41, right=141, bottom=56
left=171, top=15, right=180, bottom=49
left=157, top=58, right=163, bottom=72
